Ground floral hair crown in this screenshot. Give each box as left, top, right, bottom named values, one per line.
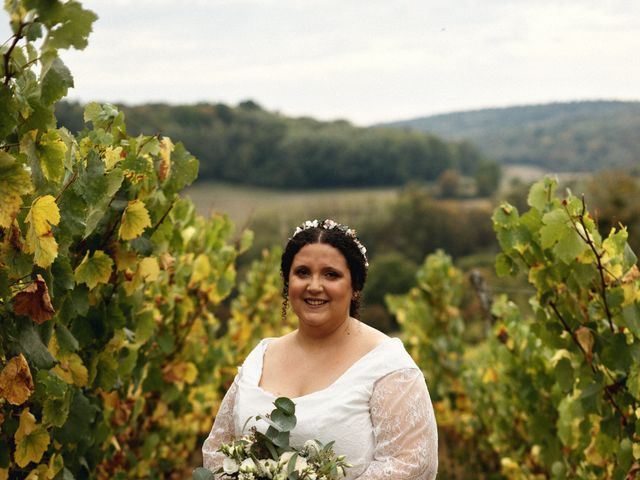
left=292, top=219, right=369, bottom=267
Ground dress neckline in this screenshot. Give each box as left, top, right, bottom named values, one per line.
left=254, top=336, right=398, bottom=401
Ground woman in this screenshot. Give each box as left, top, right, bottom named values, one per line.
left=202, top=219, right=438, bottom=479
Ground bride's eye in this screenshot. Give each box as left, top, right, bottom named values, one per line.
left=294, top=267, right=309, bottom=277
left=325, top=270, right=341, bottom=279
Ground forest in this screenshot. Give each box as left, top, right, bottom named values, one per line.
left=55, top=101, right=501, bottom=194
left=388, top=100, right=640, bottom=171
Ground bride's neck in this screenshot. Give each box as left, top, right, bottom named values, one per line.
left=295, top=317, right=355, bottom=351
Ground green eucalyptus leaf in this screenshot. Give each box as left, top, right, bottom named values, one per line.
left=266, top=426, right=290, bottom=448
left=271, top=408, right=296, bottom=432
left=192, top=468, right=215, bottom=480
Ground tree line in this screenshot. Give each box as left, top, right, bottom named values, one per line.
left=56, top=101, right=501, bottom=193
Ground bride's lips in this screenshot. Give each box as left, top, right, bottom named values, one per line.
left=304, top=298, right=329, bottom=307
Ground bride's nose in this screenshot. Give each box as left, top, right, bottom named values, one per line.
left=306, top=274, right=323, bottom=292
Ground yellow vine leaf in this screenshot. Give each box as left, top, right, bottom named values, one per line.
left=123, top=256, right=160, bottom=296
left=162, top=361, right=198, bottom=389
left=189, top=254, right=211, bottom=287
left=114, top=247, right=138, bottom=272
left=158, top=137, right=173, bottom=181
left=14, top=409, right=51, bottom=468
left=103, top=146, right=123, bottom=171
left=0, top=354, right=34, bottom=405
left=575, top=327, right=594, bottom=364
left=24, top=195, right=60, bottom=268
left=138, top=256, right=160, bottom=282
left=0, top=468, right=7, bottom=480
left=53, top=353, right=88, bottom=387
left=0, top=151, right=33, bottom=228
left=119, top=199, right=151, bottom=240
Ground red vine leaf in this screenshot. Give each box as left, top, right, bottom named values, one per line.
left=13, top=274, right=55, bottom=324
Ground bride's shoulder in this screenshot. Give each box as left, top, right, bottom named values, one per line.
left=357, top=322, right=390, bottom=349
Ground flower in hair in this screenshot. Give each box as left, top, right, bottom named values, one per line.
left=291, top=219, right=369, bottom=267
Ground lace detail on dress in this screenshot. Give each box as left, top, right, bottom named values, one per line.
left=357, top=368, right=438, bottom=480
left=202, top=377, right=238, bottom=472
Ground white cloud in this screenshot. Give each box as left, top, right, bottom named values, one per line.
left=2, top=0, right=639, bottom=124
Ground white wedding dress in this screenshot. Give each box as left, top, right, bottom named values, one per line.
left=202, top=337, right=438, bottom=479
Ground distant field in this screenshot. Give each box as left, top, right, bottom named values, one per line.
left=184, top=182, right=400, bottom=225
left=184, top=174, right=545, bottom=228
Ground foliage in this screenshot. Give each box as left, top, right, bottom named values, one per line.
left=386, top=251, right=501, bottom=478
left=0, top=2, right=255, bottom=477
left=361, top=252, right=417, bottom=332
left=481, top=176, right=640, bottom=478
left=389, top=100, right=640, bottom=172
left=583, top=170, right=640, bottom=255
left=391, top=177, right=640, bottom=479
left=219, top=247, right=297, bottom=388
left=361, top=185, right=496, bottom=263
left=55, top=101, right=500, bottom=191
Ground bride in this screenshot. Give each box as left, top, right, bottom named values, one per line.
left=202, top=219, right=438, bottom=479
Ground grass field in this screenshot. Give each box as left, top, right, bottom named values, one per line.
left=184, top=182, right=401, bottom=226
left=183, top=165, right=579, bottom=230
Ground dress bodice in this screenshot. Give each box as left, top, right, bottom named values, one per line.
left=234, top=337, right=419, bottom=478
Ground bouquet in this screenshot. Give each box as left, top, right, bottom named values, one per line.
left=194, top=397, right=351, bottom=480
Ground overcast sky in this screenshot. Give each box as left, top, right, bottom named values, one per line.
left=3, top=0, right=639, bottom=125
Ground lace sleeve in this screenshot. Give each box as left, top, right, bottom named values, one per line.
left=357, top=368, right=438, bottom=480
left=202, top=377, right=238, bottom=471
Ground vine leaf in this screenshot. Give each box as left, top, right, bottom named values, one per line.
left=0, top=151, right=33, bottom=228
left=13, top=274, right=55, bottom=324
left=14, top=409, right=50, bottom=468
left=74, top=250, right=113, bottom=290
left=119, top=199, right=151, bottom=240
left=0, top=354, right=34, bottom=405
left=24, top=195, right=60, bottom=268
left=38, top=130, right=67, bottom=183
left=40, top=57, right=74, bottom=106
left=575, top=327, right=594, bottom=364
left=52, top=353, right=89, bottom=387
left=159, top=137, right=173, bottom=181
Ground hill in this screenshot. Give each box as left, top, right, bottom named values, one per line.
left=384, top=100, right=640, bottom=172
left=55, top=101, right=498, bottom=191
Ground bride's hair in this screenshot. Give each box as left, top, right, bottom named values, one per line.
left=280, top=220, right=368, bottom=320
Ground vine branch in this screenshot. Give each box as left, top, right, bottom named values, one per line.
left=563, top=197, right=615, bottom=332
left=3, top=21, right=27, bottom=86
left=550, top=300, right=628, bottom=425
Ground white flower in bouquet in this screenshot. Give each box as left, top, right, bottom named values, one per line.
left=302, top=440, right=322, bottom=459
left=239, top=458, right=258, bottom=474
left=223, top=457, right=240, bottom=475
left=278, top=452, right=309, bottom=474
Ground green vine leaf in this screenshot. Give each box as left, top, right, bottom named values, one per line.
left=74, top=250, right=113, bottom=289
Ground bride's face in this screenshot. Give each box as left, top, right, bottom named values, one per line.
left=288, top=243, right=353, bottom=332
